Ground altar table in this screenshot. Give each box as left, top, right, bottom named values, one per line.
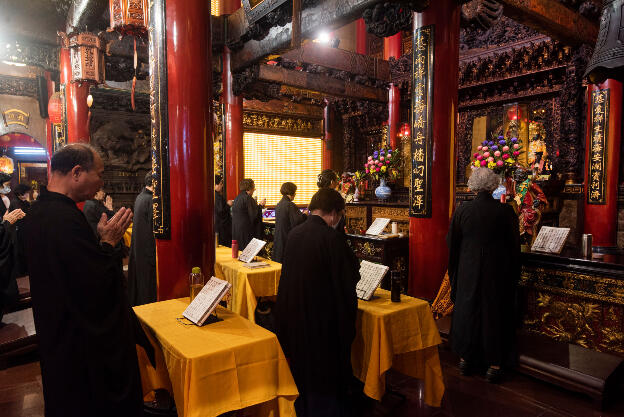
left=134, top=299, right=298, bottom=417
left=352, top=289, right=445, bottom=407
left=214, top=246, right=282, bottom=323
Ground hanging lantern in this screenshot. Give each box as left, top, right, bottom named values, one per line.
left=0, top=156, right=15, bottom=175
left=109, top=0, right=149, bottom=38
left=48, top=92, right=63, bottom=124
left=59, top=32, right=106, bottom=84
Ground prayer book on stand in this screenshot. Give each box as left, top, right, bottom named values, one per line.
left=356, top=260, right=390, bottom=301
left=365, top=218, right=391, bottom=236
left=183, top=277, right=231, bottom=325
left=238, top=238, right=267, bottom=263
left=531, top=226, right=570, bottom=254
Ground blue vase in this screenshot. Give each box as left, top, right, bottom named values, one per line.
left=375, top=178, right=392, bottom=200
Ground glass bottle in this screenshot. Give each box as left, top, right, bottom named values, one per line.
left=189, top=266, right=204, bottom=302
left=390, top=271, right=401, bottom=302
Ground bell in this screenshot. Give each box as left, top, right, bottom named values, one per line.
left=584, top=0, right=624, bottom=84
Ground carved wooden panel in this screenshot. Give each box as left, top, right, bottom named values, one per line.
left=345, top=205, right=367, bottom=234
left=371, top=206, right=409, bottom=234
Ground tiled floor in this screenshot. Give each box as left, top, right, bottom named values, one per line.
left=1, top=349, right=622, bottom=417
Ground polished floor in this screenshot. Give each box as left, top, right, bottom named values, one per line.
left=1, top=349, right=623, bottom=417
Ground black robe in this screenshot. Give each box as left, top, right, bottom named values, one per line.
left=0, top=221, right=14, bottom=322
left=275, top=215, right=359, bottom=417
left=214, top=191, right=232, bottom=247
left=447, top=191, right=521, bottom=367
left=128, top=187, right=156, bottom=306
left=9, top=197, right=30, bottom=278
left=23, top=188, right=147, bottom=417
left=273, top=196, right=307, bottom=263
left=231, top=191, right=263, bottom=250
left=83, top=198, right=114, bottom=238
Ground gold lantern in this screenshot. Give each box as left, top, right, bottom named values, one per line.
left=60, top=32, right=106, bottom=85
left=109, top=0, right=149, bottom=37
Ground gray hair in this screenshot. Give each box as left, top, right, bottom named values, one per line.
left=467, top=167, right=500, bottom=193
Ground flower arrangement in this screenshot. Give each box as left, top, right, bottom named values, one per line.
left=364, top=147, right=401, bottom=181
left=472, top=135, right=523, bottom=175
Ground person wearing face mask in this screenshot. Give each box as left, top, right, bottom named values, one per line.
left=0, top=172, right=13, bottom=219
left=272, top=182, right=307, bottom=263
left=275, top=188, right=359, bottom=417
left=231, top=178, right=265, bottom=250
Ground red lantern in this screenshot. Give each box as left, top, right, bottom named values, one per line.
left=48, top=92, right=63, bottom=124
left=60, top=32, right=106, bottom=84
left=109, top=0, right=149, bottom=38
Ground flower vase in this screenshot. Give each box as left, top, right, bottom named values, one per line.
left=353, top=186, right=360, bottom=202
left=375, top=178, right=392, bottom=200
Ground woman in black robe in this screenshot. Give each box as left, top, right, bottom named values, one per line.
left=273, top=182, right=307, bottom=263
left=447, top=167, right=520, bottom=383
left=231, top=178, right=265, bottom=250
left=214, top=174, right=233, bottom=247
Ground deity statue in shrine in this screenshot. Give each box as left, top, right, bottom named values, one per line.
left=512, top=167, right=548, bottom=246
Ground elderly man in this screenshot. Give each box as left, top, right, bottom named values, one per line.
left=447, top=167, right=520, bottom=383
left=275, top=188, right=359, bottom=417
left=24, top=143, right=150, bottom=417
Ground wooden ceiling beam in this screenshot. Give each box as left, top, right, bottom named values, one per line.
left=499, top=0, right=598, bottom=46
left=280, top=42, right=391, bottom=82
left=258, top=64, right=388, bottom=102
left=228, top=0, right=384, bottom=72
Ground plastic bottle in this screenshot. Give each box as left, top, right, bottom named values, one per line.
left=189, top=267, right=204, bottom=302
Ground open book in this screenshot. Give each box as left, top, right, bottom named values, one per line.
left=356, top=260, right=390, bottom=301
left=182, top=277, right=231, bottom=325
left=531, top=226, right=570, bottom=254
left=365, top=218, right=391, bottom=236
left=238, top=238, right=267, bottom=263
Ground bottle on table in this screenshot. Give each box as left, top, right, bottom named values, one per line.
left=189, top=266, right=204, bottom=302
left=390, top=271, right=401, bottom=302
left=231, top=240, right=238, bottom=258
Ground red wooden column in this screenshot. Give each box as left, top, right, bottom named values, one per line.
left=409, top=3, right=460, bottom=300
left=583, top=80, right=623, bottom=250
left=356, top=18, right=367, bottom=55
left=155, top=0, right=214, bottom=300
left=60, top=48, right=90, bottom=143
left=384, top=33, right=402, bottom=149
left=323, top=99, right=333, bottom=170
left=222, top=0, right=244, bottom=200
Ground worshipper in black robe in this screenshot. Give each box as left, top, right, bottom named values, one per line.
left=231, top=178, right=265, bottom=250
left=24, top=144, right=151, bottom=417
left=276, top=188, right=359, bottom=417
left=317, top=169, right=346, bottom=234
left=128, top=172, right=156, bottom=306
left=273, top=182, right=307, bottom=263
left=0, top=172, right=12, bottom=219
left=214, top=174, right=232, bottom=247
left=9, top=183, right=31, bottom=278
left=0, top=209, right=25, bottom=322
left=83, top=187, right=114, bottom=238
left=447, top=167, right=521, bottom=383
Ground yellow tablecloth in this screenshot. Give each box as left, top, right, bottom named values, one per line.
left=352, top=289, right=445, bottom=407
left=134, top=298, right=298, bottom=417
left=214, top=246, right=282, bottom=323
left=123, top=223, right=133, bottom=248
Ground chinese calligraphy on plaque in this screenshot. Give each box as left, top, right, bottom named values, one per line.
left=587, top=89, right=609, bottom=205
left=410, top=25, right=434, bottom=217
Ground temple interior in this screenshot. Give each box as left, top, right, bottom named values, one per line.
left=1, top=0, right=624, bottom=416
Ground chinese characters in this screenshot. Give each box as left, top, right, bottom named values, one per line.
left=588, top=89, right=609, bottom=204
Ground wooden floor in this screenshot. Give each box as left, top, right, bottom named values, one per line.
left=1, top=349, right=623, bottom=417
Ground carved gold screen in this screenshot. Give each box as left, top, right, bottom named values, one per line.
left=243, top=132, right=322, bottom=207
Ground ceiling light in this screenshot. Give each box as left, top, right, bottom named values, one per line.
left=2, top=61, right=26, bottom=67
left=316, top=31, right=331, bottom=45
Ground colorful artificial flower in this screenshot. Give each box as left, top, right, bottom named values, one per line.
left=496, top=160, right=504, bottom=167
left=502, top=146, right=509, bottom=152
left=491, top=145, right=498, bottom=151
left=513, top=151, right=520, bottom=156
left=480, top=160, right=487, bottom=167
left=380, top=156, right=384, bottom=161
left=488, top=161, right=496, bottom=169
left=381, top=165, right=387, bottom=172
left=511, top=137, right=518, bottom=143
left=477, top=155, right=483, bottom=161
left=502, top=154, right=509, bottom=160
left=483, top=152, right=490, bottom=158
left=513, top=144, right=519, bottom=149
left=474, top=160, right=480, bottom=167
left=477, top=145, right=483, bottom=151
left=483, top=146, right=488, bottom=151
left=494, top=151, right=501, bottom=157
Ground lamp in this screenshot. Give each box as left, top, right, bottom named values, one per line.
left=109, top=0, right=149, bottom=38
left=59, top=32, right=106, bottom=85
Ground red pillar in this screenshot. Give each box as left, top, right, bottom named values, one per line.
left=583, top=80, right=622, bottom=250
left=384, top=33, right=401, bottom=149
left=409, top=3, right=460, bottom=300
left=323, top=100, right=333, bottom=170
left=156, top=0, right=214, bottom=300
left=223, top=46, right=244, bottom=201
left=356, top=19, right=367, bottom=55
left=60, top=48, right=90, bottom=143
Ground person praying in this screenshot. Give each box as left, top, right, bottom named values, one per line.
left=272, top=182, right=307, bottom=263
left=83, top=186, right=114, bottom=238
left=446, top=167, right=521, bottom=383
left=23, top=143, right=152, bottom=417
left=231, top=178, right=265, bottom=250
left=128, top=172, right=157, bottom=306
left=275, top=188, right=359, bottom=417
left=317, top=169, right=346, bottom=234
left=214, top=174, right=233, bottom=247
left=0, top=172, right=13, bottom=219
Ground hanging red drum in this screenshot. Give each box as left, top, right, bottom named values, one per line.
left=109, top=0, right=149, bottom=37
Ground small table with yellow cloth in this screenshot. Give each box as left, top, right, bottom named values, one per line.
left=214, top=246, right=282, bottom=323
left=352, top=289, right=445, bottom=407
left=134, top=298, right=298, bottom=417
